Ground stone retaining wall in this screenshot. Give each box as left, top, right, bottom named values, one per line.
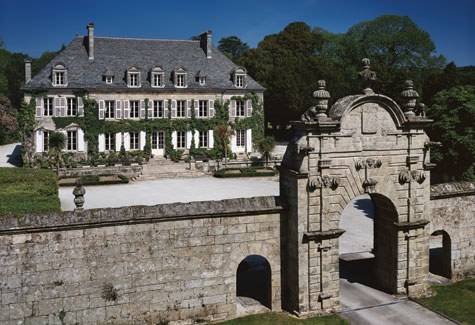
left=429, top=182, right=475, bottom=279
left=0, top=197, right=282, bottom=324
left=58, top=164, right=143, bottom=179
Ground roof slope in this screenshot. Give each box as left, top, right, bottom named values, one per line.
left=24, top=36, right=264, bottom=91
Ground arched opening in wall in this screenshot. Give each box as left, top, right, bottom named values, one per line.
left=429, top=230, right=452, bottom=280
left=236, top=255, right=272, bottom=312
left=339, top=193, right=399, bottom=297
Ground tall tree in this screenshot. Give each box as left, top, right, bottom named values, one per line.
left=48, top=132, right=66, bottom=175
left=214, top=125, right=234, bottom=169
left=426, top=85, right=475, bottom=181
left=217, top=36, right=249, bottom=61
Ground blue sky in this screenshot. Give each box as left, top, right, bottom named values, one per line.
left=0, top=0, right=473, bottom=66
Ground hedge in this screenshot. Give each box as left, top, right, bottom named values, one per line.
left=0, top=167, right=61, bottom=216
left=58, top=174, right=129, bottom=187
left=213, top=167, right=278, bottom=178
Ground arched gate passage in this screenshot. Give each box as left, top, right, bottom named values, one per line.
left=280, top=60, right=432, bottom=315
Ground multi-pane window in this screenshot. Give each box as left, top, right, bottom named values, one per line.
left=43, top=98, right=53, bottom=116
left=154, top=100, right=163, bottom=118
left=176, top=131, right=185, bottom=149
left=67, top=98, right=77, bottom=116
left=199, top=100, right=208, bottom=117
left=199, top=131, right=208, bottom=148
left=130, top=132, right=139, bottom=150
left=105, top=133, right=115, bottom=151
left=236, top=130, right=245, bottom=147
left=129, top=73, right=139, bottom=87
left=236, top=75, right=244, bottom=87
left=105, top=101, right=115, bottom=118
left=43, top=131, right=50, bottom=152
left=54, top=72, right=65, bottom=85
left=130, top=101, right=139, bottom=118
left=176, top=74, right=185, bottom=87
left=152, top=73, right=162, bottom=87
left=67, top=131, right=77, bottom=150
left=176, top=100, right=186, bottom=118
left=236, top=100, right=245, bottom=117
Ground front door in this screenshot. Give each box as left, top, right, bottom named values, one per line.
left=151, top=131, right=165, bottom=156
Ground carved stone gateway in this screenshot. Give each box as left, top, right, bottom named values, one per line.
left=280, top=59, right=433, bottom=315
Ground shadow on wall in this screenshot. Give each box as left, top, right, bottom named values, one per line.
left=236, top=255, right=272, bottom=309
left=353, top=197, right=374, bottom=220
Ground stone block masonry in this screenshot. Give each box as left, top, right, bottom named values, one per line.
left=0, top=196, right=282, bottom=324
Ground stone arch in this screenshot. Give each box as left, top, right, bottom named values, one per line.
left=236, top=255, right=272, bottom=309
left=429, top=230, right=452, bottom=279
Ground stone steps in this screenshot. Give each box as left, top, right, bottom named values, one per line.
left=137, top=158, right=208, bottom=180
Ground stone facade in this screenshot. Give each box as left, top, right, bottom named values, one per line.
left=0, top=197, right=282, bottom=324
left=58, top=164, right=143, bottom=179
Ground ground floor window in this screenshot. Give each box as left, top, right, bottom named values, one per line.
left=199, top=130, right=208, bottom=148
left=176, top=131, right=185, bottom=149
left=43, top=131, right=50, bottom=152
left=105, top=133, right=115, bottom=151
left=67, top=131, right=77, bottom=151
left=236, top=129, right=245, bottom=147
left=130, top=132, right=139, bottom=150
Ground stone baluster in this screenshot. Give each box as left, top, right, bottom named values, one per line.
left=401, top=80, right=419, bottom=117
left=313, top=80, right=331, bottom=118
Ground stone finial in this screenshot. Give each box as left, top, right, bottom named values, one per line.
left=401, top=80, right=419, bottom=117
left=313, top=80, right=331, bottom=118
left=73, top=179, right=86, bottom=210
left=415, top=102, right=426, bottom=117
left=358, top=58, right=376, bottom=95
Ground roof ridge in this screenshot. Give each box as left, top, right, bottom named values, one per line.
left=94, top=36, right=199, bottom=42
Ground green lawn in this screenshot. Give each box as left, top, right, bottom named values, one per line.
left=0, top=167, right=61, bottom=216
left=417, top=278, right=475, bottom=325
left=217, top=312, right=348, bottom=325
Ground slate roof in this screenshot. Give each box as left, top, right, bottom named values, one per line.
left=23, top=36, right=264, bottom=91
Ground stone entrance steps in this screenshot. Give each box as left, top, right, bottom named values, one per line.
left=137, top=158, right=208, bottom=180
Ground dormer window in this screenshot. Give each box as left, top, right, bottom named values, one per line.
left=127, top=66, right=141, bottom=88
left=52, top=63, right=67, bottom=86
left=196, top=70, right=207, bottom=86
left=103, top=68, right=114, bottom=85
left=106, top=76, right=113, bottom=84
left=199, top=77, right=206, bottom=86
left=233, top=67, right=247, bottom=88
left=173, top=67, right=187, bottom=88
left=151, top=66, right=165, bottom=88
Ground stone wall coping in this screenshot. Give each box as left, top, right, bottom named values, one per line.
left=0, top=196, right=282, bottom=235
left=430, top=182, right=475, bottom=200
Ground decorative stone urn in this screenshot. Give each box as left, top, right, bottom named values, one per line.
left=73, top=179, right=86, bottom=210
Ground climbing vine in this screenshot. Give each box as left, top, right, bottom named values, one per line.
left=28, top=91, right=264, bottom=165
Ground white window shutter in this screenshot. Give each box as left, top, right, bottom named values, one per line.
left=78, top=129, right=85, bottom=152
left=78, top=97, right=84, bottom=116
left=171, top=100, right=176, bottom=118
left=140, top=131, right=146, bottom=150
left=171, top=131, right=177, bottom=149
left=54, top=97, right=60, bottom=117
left=195, top=99, right=199, bottom=116
left=35, top=98, right=43, bottom=117
left=98, top=133, right=105, bottom=152
left=123, top=100, right=129, bottom=119
left=148, top=101, right=153, bottom=118
left=116, top=100, right=122, bottom=119
left=208, top=129, right=214, bottom=148
left=193, top=130, right=199, bottom=148
left=247, top=99, right=253, bottom=117
left=115, top=132, right=122, bottom=151
left=187, top=100, right=191, bottom=118
left=230, top=100, right=236, bottom=118
left=99, top=100, right=105, bottom=119
left=36, top=130, right=43, bottom=153
left=246, top=129, right=252, bottom=153
left=140, top=100, right=146, bottom=119
left=60, top=97, right=66, bottom=117
left=164, top=100, right=169, bottom=118
left=124, top=132, right=130, bottom=151
left=209, top=100, right=214, bottom=118
left=186, top=130, right=192, bottom=149
left=230, top=133, right=236, bottom=152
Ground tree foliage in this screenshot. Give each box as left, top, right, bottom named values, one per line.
left=0, top=96, right=19, bottom=144
left=426, top=86, right=475, bottom=181
left=256, top=136, right=275, bottom=167
left=217, top=36, right=249, bottom=61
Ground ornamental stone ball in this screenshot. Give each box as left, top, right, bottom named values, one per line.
left=401, top=80, right=419, bottom=117
left=73, top=179, right=86, bottom=210
left=358, top=58, right=377, bottom=94
left=312, top=80, right=331, bottom=118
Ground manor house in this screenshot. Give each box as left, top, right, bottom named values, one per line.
left=22, top=23, right=264, bottom=160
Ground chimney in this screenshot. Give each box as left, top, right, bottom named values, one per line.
left=24, top=58, right=32, bottom=84
left=200, top=30, right=212, bottom=59
left=87, top=23, right=95, bottom=60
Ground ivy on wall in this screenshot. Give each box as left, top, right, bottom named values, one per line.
left=28, top=91, right=264, bottom=163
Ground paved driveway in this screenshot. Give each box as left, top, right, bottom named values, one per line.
left=0, top=142, right=22, bottom=167
left=60, top=176, right=280, bottom=211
